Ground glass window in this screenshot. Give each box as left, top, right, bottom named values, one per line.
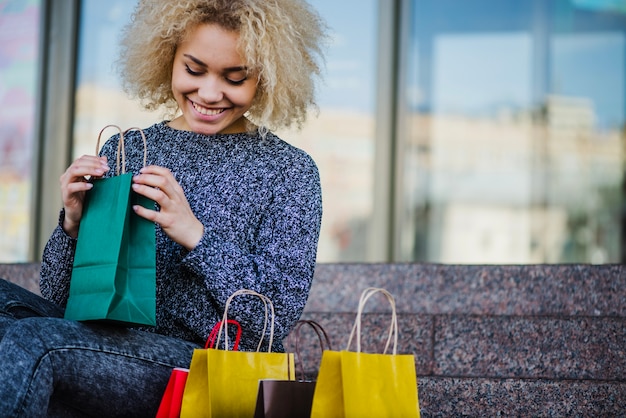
left=276, top=0, right=379, bottom=262
left=0, top=0, right=41, bottom=261
left=73, top=0, right=155, bottom=159
left=399, top=0, right=626, bottom=263
left=24, top=0, right=626, bottom=264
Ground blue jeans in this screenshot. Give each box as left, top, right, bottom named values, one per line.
left=0, top=279, right=199, bottom=417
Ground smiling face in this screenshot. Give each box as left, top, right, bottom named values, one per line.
left=169, top=23, right=258, bottom=135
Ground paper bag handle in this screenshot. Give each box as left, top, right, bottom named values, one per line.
left=206, top=319, right=242, bottom=350
left=123, top=127, right=148, bottom=170
left=95, top=124, right=147, bottom=175
left=291, top=320, right=332, bottom=380
left=217, top=289, right=275, bottom=353
left=346, top=287, right=398, bottom=355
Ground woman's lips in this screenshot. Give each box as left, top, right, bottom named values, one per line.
left=192, top=101, right=225, bottom=116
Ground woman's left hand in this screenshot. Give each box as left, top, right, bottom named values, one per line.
left=132, top=165, right=204, bottom=251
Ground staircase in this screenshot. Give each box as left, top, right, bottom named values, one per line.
left=2, top=262, right=625, bottom=416
left=297, top=263, right=626, bottom=417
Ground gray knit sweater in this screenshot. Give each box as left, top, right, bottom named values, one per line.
left=40, top=121, right=322, bottom=352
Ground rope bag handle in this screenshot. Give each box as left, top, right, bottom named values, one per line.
left=216, top=289, right=275, bottom=353
left=290, top=319, right=332, bottom=380
left=95, top=124, right=147, bottom=175
left=346, top=287, right=398, bottom=355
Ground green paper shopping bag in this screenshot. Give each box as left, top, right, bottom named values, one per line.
left=64, top=125, right=156, bottom=327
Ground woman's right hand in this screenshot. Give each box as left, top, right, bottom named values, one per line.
left=59, top=155, right=110, bottom=238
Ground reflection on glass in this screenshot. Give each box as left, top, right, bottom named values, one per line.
left=73, top=0, right=379, bottom=263
left=401, top=0, right=626, bottom=263
left=277, top=0, right=378, bottom=262
left=0, top=0, right=40, bottom=261
left=73, top=0, right=158, bottom=159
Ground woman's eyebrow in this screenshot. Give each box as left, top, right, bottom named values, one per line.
left=183, top=54, right=247, bottom=73
left=224, top=66, right=247, bottom=73
left=183, top=54, right=207, bottom=68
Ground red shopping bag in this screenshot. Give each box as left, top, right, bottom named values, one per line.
left=155, top=368, right=189, bottom=418
left=155, top=320, right=241, bottom=418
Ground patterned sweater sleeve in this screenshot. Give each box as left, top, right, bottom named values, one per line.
left=182, top=152, right=323, bottom=351
left=39, top=210, right=78, bottom=307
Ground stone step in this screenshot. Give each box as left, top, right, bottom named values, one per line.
left=295, top=263, right=626, bottom=417
left=306, top=263, right=626, bottom=316
left=293, top=313, right=625, bottom=381
left=2, top=262, right=624, bottom=416
left=0, top=262, right=40, bottom=295
left=418, top=377, right=626, bottom=416
left=3, top=262, right=624, bottom=317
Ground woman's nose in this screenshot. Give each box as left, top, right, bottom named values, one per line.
left=197, top=76, right=224, bottom=103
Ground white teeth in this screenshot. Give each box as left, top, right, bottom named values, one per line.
left=192, top=102, right=224, bottom=116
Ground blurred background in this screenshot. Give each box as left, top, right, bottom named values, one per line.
left=1, top=0, right=625, bottom=264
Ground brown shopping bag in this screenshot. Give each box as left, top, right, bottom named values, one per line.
left=254, top=320, right=332, bottom=418
left=64, top=125, right=156, bottom=326
left=180, top=290, right=295, bottom=418
left=310, top=288, right=421, bottom=418
left=155, top=320, right=242, bottom=418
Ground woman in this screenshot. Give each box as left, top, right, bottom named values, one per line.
left=0, top=0, right=327, bottom=415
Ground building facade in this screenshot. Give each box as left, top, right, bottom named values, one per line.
left=1, top=0, right=625, bottom=264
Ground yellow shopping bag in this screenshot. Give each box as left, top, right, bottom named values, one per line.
left=180, top=290, right=295, bottom=418
left=310, top=288, right=421, bottom=418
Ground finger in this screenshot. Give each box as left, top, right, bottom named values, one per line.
left=63, top=157, right=110, bottom=181
left=133, top=202, right=179, bottom=232
left=132, top=204, right=158, bottom=223
left=71, top=154, right=109, bottom=169
left=64, top=181, right=94, bottom=195
left=131, top=182, right=167, bottom=202
left=132, top=172, right=171, bottom=190
left=132, top=170, right=181, bottom=204
left=136, top=166, right=176, bottom=186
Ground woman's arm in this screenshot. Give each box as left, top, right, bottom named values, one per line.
left=182, top=154, right=322, bottom=351
left=39, top=212, right=78, bottom=307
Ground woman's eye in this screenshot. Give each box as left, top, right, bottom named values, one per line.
left=226, top=77, right=247, bottom=86
left=185, top=65, right=202, bottom=76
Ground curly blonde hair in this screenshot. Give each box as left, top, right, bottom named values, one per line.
left=117, top=0, right=328, bottom=132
